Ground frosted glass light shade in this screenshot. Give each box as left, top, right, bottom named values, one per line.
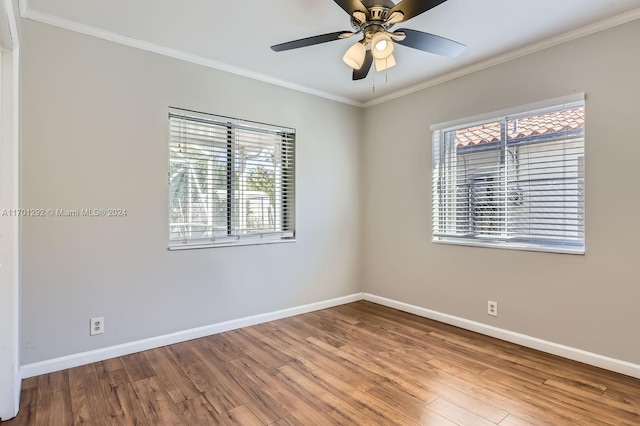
left=343, top=42, right=366, bottom=69
left=375, top=54, right=396, bottom=71
left=371, top=32, right=394, bottom=59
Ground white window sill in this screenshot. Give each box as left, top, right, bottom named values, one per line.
left=432, top=237, right=585, bottom=255
left=168, top=238, right=296, bottom=251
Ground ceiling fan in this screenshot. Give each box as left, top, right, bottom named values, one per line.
left=270, top=0, right=466, bottom=81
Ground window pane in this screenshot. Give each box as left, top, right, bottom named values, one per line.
left=434, top=121, right=503, bottom=238
left=505, top=106, right=585, bottom=246
left=234, top=129, right=279, bottom=235
left=169, top=120, right=229, bottom=243
left=432, top=101, right=585, bottom=253
left=169, top=108, right=295, bottom=248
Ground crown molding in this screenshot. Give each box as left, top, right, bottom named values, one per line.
left=18, top=0, right=27, bottom=16
left=20, top=5, right=365, bottom=108
left=363, top=7, right=640, bottom=108
left=16, top=2, right=640, bottom=109
left=1, top=0, right=18, bottom=49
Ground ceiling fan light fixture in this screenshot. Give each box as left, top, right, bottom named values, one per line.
left=371, top=32, right=394, bottom=59
left=270, top=0, right=466, bottom=82
left=375, top=54, right=396, bottom=72
left=343, top=41, right=366, bottom=70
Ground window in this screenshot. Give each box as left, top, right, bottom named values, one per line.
left=432, top=96, right=585, bottom=254
left=169, top=108, right=295, bottom=249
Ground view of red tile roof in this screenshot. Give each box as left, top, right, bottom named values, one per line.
left=456, top=106, right=585, bottom=148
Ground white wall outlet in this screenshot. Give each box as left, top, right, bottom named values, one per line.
left=90, top=317, right=104, bottom=335
left=488, top=301, right=498, bottom=317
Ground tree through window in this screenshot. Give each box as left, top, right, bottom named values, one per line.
left=169, top=108, right=295, bottom=248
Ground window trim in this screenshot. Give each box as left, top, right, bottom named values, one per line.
left=168, top=107, right=296, bottom=250
left=431, top=94, right=586, bottom=255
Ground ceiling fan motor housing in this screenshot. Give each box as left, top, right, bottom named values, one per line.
left=350, top=1, right=403, bottom=38
left=361, top=0, right=396, bottom=9
left=368, top=6, right=391, bottom=21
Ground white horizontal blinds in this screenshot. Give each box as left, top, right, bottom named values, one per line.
left=169, top=114, right=230, bottom=244
left=505, top=106, right=584, bottom=248
left=432, top=101, right=585, bottom=253
left=232, top=124, right=295, bottom=237
left=433, top=121, right=505, bottom=238
left=169, top=108, right=295, bottom=247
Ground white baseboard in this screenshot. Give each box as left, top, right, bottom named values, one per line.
left=364, top=293, right=640, bottom=379
left=20, top=293, right=364, bottom=379
left=21, top=292, right=640, bottom=381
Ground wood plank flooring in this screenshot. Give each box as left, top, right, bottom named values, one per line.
left=4, top=301, right=640, bottom=425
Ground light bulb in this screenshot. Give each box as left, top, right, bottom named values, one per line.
left=371, top=32, right=394, bottom=60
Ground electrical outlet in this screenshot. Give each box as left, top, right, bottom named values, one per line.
left=90, top=317, right=104, bottom=335
left=488, top=301, right=498, bottom=317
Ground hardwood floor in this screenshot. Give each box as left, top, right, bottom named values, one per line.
left=5, top=301, right=640, bottom=425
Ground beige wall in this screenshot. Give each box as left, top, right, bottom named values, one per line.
left=363, top=19, right=640, bottom=364
left=20, top=20, right=363, bottom=364
left=19, top=15, right=640, bottom=369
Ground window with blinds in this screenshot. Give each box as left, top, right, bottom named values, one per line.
left=432, top=99, right=585, bottom=254
left=169, top=107, right=295, bottom=249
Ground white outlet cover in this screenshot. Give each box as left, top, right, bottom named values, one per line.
left=90, top=317, right=104, bottom=335
left=488, top=301, right=498, bottom=317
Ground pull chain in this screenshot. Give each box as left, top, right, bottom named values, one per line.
left=386, top=57, right=389, bottom=83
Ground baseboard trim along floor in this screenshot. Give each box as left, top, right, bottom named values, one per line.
left=21, top=291, right=640, bottom=380
left=20, top=293, right=363, bottom=379
left=364, top=293, right=640, bottom=380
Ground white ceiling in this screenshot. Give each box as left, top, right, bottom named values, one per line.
left=21, top=0, right=640, bottom=105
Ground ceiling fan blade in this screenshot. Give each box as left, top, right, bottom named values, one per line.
left=339, top=31, right=358, bottom=39
left=271, top=31, right=348, bottom=52
left=388, top=0, right=448, bottom=23
left=395, top=28, right=465, bottom=57
left=353, top=50, right=373, bottom=80
left=333, top=0, right=369, bottom=16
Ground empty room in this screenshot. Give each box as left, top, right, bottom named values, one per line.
left=1, top=0, right=640, bottom=424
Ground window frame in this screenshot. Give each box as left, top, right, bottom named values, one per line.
left=431, top=94, right=586, bottom=254
left=168, top=107, right=296, bottom=250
